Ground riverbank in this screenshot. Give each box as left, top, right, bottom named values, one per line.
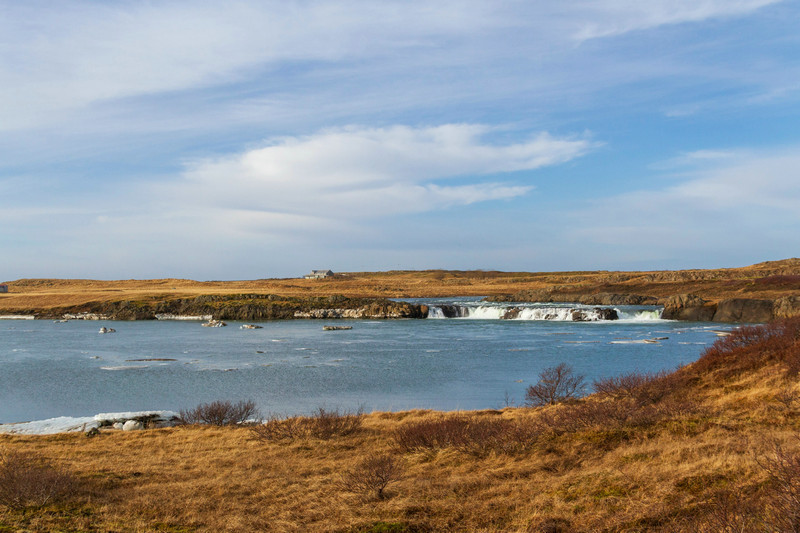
left=1, top=258, right=799, bottom=323
left=2, top=317, right=799, bottom=531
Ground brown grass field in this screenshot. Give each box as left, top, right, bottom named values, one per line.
left=3, top=318, right=800, bottom=532
left=2, top=258, right=800, bottom=312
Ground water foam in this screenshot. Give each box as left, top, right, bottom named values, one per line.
left=427, top=304, right=638, bottom=321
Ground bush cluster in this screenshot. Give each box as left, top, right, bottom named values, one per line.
left=393, top=414, right=538, bottom=456
left=178, top=399, right=259, bottom=426
left=250, top=407, right=363, bottom=441
left=693, top=317, right=800, bottom=379
left=0, top=450, right=79, bottom=509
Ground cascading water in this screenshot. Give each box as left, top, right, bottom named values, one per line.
left=425, top=304, right=647, bottom=321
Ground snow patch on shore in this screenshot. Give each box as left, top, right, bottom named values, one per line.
left=0, top=410, right=178, bottom=435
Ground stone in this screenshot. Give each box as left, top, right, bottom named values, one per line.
left=113, top=422, right=124, bottom=430
left=122, top=420, right=144, bottom=431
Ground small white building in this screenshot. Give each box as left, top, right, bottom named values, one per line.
left=0, top=284, right=8, bottom=293
left=304, top=270, right=334, bottom=279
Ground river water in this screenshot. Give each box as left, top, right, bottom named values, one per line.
left=0, top=299, right=731, bottom=423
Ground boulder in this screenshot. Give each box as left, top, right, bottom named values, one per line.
left=501, top=308, right=521, bottom=320
left=113, top=422, right=125, bottom=430
left=595, top=307, right=619, bottom=321
left=712, top=298, right=774, bottom=323
left=122, top=420, right=144, bottom=431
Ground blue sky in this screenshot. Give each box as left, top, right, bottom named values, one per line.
left=2, top=0, right=799, bottom=280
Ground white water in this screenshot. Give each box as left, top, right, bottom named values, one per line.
left=425, top=302, right=664, bottom=322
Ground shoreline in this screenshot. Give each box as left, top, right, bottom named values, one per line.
left=2, top=260, right=799, bottom=323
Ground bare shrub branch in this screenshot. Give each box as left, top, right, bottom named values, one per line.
left=592, top=370, right=670, bottom=405
left=525, top=363, right=585, bottom=407
left=393, top=414, right=539, bottom=455
left=337, top=454, right=403, bottom=500
left=757, top=437, right=800, bottom=530
left=179, top=399, right=259, bottom=426
left=250, top=407, right=363, bottom=441
left=0, top=450, right=78, bottom=509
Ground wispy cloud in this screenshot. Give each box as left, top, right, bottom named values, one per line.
left=174, top=124, right=593, bottom=220
left=571, top=0, right=782, bottom=41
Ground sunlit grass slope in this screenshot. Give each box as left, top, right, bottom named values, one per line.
left=2, top=318, right=800, bottom=531
left=2, top=258, right=799, bottom=312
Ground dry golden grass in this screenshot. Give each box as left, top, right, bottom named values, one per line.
left=2, top=258, right=800, bottom=312
left=3, top=319, right=800, bottom=531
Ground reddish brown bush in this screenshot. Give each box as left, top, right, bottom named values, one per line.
left=0, top=450, right=78, bottom=509
left=250, top=407, right=363, bottom=441
left=593, top=370, right=670, bottom=404
left=758, top=438, right=800, bottom=530
left=692, top=317, right=800, bottom=379
left=337, top=454, right=404, bottom=500
left=179, top=399, right=259, bottom=426
left=393, top=414, right=539, bottom=455
left=525, top=363, right=586, bottom=406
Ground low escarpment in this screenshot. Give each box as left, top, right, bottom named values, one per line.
left=21, top=294, right=427, bottom=321
left=660, top=294, right=800, bottom=323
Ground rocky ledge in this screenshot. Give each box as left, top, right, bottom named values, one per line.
left=662, top=294, right=800, bottom=323
left=17, top=294, right=428, bottom=321
left=487, top=291, right=658, bottom=306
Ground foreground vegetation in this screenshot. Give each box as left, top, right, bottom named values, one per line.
left=3, top=318, right=800, bottom=531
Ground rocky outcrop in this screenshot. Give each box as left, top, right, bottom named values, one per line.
left=576, top=293, right=658, bottom=306
left=712, top=299, right=774, bottom=323
left=486, top=292, right=656, bottom=306
left=662, top=294, right=717, bottom=321
left=294, top=300, right=427, bottom=319
left=662, top=294, right=790, bottom=323
left=35, top=294, right=427, bottom=321
left=774, top=296, right=800, bottom=319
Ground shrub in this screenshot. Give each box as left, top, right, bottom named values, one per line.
left=758, top=438, right=800, bottom=530
left=0, top=450, right=78, bottom=509
left=592, top=370, right=670, bottom=405
left=393, top=414, right=539, bottom=455
left=179, top=399, right=259, bottom=426
left=337, top=454, right=403, bottom=500
left=309, top=407, right=363, bottom=439
left=250, top=407, right=363, bottom=441
left=525, top=363, right=585, bottom=406
left=693, top=317, right=800, bottom=379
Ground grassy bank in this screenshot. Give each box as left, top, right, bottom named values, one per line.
left=2, top=258, right=800, bottom=314
left=2, top=318, right=800, bottom=531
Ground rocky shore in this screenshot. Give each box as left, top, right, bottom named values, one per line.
left=6, top=294, right=428, bottom=321
left=486, top=291, right=800, bottom=323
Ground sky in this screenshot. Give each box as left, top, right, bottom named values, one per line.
left=2, top=0, right=799, bottom=280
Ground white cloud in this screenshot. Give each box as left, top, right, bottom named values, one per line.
left=175, top=124, right=592, bottom=220
left=571, top=0, right=782, bottom=41
left=0, top=1, right=782, bottom=132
